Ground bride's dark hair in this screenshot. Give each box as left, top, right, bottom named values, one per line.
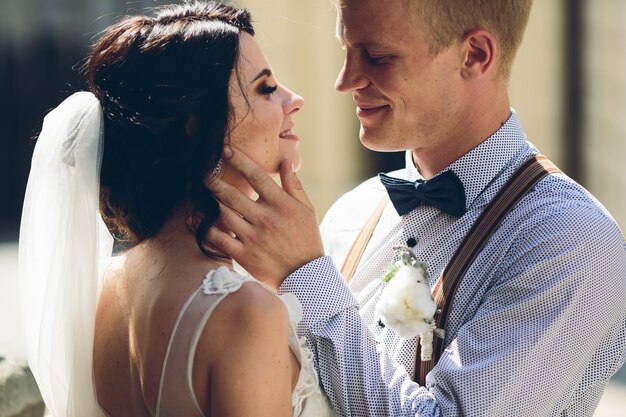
left=86, top=1, right=254, bottom=256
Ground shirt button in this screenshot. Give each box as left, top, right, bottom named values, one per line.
left=406, top=237, right=417, bottom=247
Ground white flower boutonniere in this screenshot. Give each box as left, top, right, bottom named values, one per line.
left=375, top=245, right=439, bottom=361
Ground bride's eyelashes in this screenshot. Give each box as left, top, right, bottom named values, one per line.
left=259, top=84, right=278, bottom=95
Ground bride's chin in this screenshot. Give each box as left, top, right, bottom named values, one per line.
left=292, top=155, right=302, bottom=172
left=279, top=150, right=302, bottom=173
left=269, top=158, right=301, bottom=177
left=287, top=156, right=302, bottom=173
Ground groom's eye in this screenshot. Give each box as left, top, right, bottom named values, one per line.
left=365, top=53, right=391, bottom=64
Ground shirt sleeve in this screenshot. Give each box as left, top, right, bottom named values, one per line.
left=279, top=256, right=441, bottom=417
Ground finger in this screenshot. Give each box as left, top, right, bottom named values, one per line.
left=227, top=147, right=284, bottom=201
left=205, top=225, right=244, bottom=259
left=211, top=213, right=235, bottom=238
left=279, top=160, right=315, bottom=210
left=206, top=175, right=259, bottom=220
left=217, top=202, right=253, bottom=240
left=200, top=238, right=231, bottom=259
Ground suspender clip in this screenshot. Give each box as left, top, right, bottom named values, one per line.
left=434, top=328, right=445, bottom=339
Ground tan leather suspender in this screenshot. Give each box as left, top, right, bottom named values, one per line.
left=341, top=195, right=389, bottom=281
left=340, top=156, right=560, bottom=385
left=416, top=155, right=560, bottom=384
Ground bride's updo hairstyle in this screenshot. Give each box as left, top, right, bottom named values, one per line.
left=86, top=1, right=254, bottom=256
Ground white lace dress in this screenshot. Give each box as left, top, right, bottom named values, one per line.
left=155, top=266, right=337, bottom=417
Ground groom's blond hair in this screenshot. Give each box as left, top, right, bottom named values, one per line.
left=335, top=0, right=533, bottom=80
left=404, top=0, right=533, bottom=80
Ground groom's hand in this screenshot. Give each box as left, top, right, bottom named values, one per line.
left=206, top=148, right=324, bottom=288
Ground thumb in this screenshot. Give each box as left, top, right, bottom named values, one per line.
left=279, top=160, right=314, bottom=209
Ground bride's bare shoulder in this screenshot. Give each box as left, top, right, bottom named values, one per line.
left=100, top=254, right=129, bottom=292
left=213, top=279, right=289, bottom=333
left=197, top=276, right=291, bottom=360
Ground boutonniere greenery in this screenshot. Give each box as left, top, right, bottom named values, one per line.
left=375, top=245, right=439, bottom=361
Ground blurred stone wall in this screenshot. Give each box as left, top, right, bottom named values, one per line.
left=0, top=357, right=44, bottom=417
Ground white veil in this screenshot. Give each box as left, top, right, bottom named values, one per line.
left=19, top=92, right=113, bottom=417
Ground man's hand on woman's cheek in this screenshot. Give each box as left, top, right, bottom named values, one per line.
left=206, top=147, right=324, bottom=289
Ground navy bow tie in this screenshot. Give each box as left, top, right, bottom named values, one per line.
left=379, top=170, right=466, bottom=217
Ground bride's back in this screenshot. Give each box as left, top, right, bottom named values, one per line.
left=93, top=242, right=295, bottom=417
left=93, top=247, right=208, bottom=416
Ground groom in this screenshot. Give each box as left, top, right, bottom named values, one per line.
left=208, top=0, right=626, bottom=415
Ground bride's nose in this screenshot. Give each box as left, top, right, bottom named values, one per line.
left=283, top=87, right=304, bottom=115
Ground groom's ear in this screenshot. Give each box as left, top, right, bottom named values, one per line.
left=460, top=30, right=496, bottom=81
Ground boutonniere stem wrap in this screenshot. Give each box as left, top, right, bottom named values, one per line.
left=375, top=245, right=441, bottom=361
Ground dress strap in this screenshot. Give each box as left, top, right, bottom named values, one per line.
left=155, top=267, right=252, bottom=417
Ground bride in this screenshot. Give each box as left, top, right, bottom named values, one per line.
left=19, top=2, right=334, bottom=416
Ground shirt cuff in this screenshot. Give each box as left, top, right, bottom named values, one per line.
left=278, top=256, right=358, bottom=329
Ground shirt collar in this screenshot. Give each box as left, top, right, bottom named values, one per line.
left=403, top=109, right=531, bottom=212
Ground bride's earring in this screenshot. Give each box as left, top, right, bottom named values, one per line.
left=212, top=159, right=223, bottom=175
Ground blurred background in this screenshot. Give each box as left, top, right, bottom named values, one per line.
left=0, top=0, right=624, bottom=415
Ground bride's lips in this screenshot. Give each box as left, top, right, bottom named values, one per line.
left=356, top=104, right=389, bottom=118
left=279, top=127, right=299, bottom=141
